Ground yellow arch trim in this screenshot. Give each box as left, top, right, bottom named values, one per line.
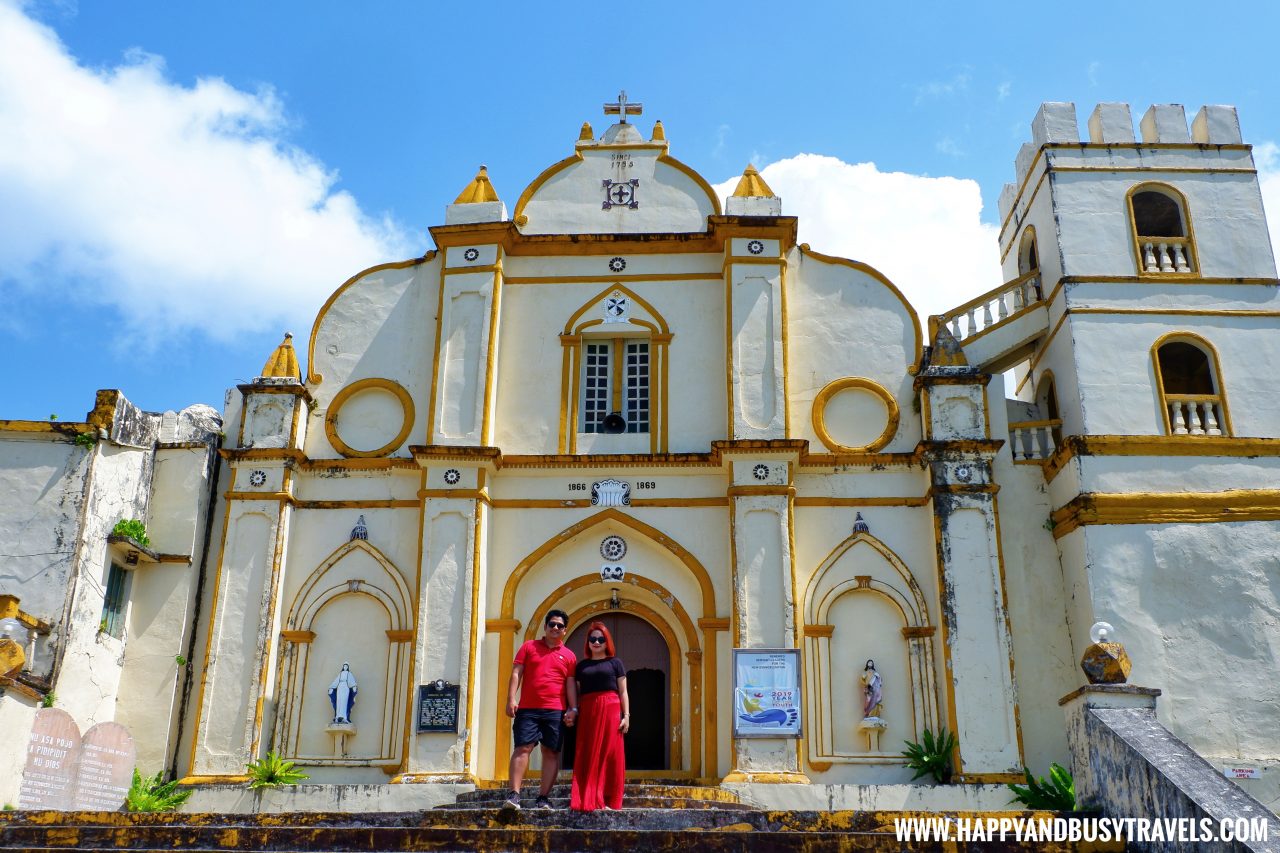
left=1017, top=225, right=1039, bottom=275
left=797, top=245, right=924, bottom=374
left=513, top=153, right=584, bottom=223
left=811, top=377, right=901, bottom=454
left=500, top=508, right=718, bottom=621
left=564, top=282, right=672, bottom=335
left=557, top=597, right=691, bottom=776
left=307, top=255, right=435, bottom=384
left=1126, top=181, right=1199, bottom=276
left=512, top=150, right=723, bottom=225
left=1149, top=330, right=1233, bottom=435
left=657, top=153, right=723, bottom=216
left=803, top=531, right=929, bottom=627
left=324, top=378, right=415, bottom=458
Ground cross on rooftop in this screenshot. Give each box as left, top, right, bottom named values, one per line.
left=604, top=90, right=643, bottom=124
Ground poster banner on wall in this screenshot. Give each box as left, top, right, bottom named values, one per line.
left=732, top=648, right=802, bottom=738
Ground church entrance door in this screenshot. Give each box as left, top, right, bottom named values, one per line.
left=563, top=612, right=669, bottom=771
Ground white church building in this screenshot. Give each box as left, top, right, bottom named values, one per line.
left=1, top=96, right=1277, bottom=809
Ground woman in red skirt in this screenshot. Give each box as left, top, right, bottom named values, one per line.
left=570, top=621, right=630, bottom=811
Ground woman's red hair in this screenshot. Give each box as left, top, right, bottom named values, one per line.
left=582, top=621, right=616, bottom=658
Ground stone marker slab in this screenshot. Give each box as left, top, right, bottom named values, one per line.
left=72, top=721, right=135, bottom=811
left=18, top=708, right=82, bottom=810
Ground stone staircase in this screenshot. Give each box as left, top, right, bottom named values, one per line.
left=0, top=782, right=1110, bottom=851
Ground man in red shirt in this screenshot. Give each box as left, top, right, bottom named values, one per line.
left=504, top=609, right=579, bottom=810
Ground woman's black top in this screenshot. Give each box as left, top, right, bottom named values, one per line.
left=575, top=656, right=626, bottom=695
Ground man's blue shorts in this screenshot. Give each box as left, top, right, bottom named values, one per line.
left=513, top=708, right=565, bottom=752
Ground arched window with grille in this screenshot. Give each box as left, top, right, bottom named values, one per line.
left=1128, top=184, right=1197, bottom=275
left=1152, top=334, right=1231, bottom=436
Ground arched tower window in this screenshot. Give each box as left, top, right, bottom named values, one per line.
left=1152, top=334, right=1230, bottom=436
left=1128, top=184, right=1196, bottom=275
left=1017, top=226, right=1039, bottom=276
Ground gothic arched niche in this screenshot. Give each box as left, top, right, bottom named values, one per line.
left=273, top=539, right=412, bottom=768
left=802, top=532, right=939, bottom=770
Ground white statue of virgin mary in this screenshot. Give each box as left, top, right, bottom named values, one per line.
left=328, top=662, right=358, bottom=724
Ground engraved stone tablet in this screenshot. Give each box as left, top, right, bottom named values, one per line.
left=417, top=682, right=461, bottom=733
left=72, top=722, right=135, bottom=811
left=18, top=708, right=82, bottom=810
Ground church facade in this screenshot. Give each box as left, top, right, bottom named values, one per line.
left=2, top=98, right=1278, bottom=808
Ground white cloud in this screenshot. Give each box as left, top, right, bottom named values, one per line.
left=714, top=154, right=1003, bottom=320
left=997, top=81, right=1012, bottom=101
left=1255, top=142, right=1280, bottom=260
left=0, top=2, right=414, bottom=343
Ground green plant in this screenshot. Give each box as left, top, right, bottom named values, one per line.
left=125, top=768, right=192, bottom=812
left=3, top=802, right=15, bottom=810
left=175, top=654, right=187, bottom=667
left=246, top=751, right=308, bottom=789
left=73, top=432, right=97, bottom=448
left=1008, top=763, right=1076, bottom=811
left=49, top=413, right=58, bottom=421
left=111, top=519, right=150, bottom=547
left=902, top=727, right=958, bottom=784
left=40, top=691, right=55, bottom=708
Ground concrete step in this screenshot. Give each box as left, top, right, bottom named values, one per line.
left=456, top=783, right=743, bottom=804
left=0, top=809, right=1108, bottom=852
left=439, top=796, right=758, bottom=811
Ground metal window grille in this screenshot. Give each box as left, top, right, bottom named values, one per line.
left=100, top=563, right=129, bottom=639
left=625, top=341, right=650, bottom=433
left=582, top=342, right=610, bottom=432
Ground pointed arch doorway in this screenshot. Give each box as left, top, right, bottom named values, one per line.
left=563, top=612, right=670, bottom=772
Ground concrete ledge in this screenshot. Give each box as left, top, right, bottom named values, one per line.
left=182, top=782, right=476, bottom=813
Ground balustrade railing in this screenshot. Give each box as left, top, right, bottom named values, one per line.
left=936, top=270, right=1044, bottom=342
left=1008, top=418, right=1062, bottom=462
left=1165, top=394, right=1225, bottom=436
left=1139, top=237, right=1193, bottom=274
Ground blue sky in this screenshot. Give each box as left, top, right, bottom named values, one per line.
left=2, top=0, right=1279, bottom=421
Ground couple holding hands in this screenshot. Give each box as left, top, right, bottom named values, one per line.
left=504, top=610, right=630, bottom=812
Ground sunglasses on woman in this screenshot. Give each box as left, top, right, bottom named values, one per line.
left=588, top=636, right=606, bottom=644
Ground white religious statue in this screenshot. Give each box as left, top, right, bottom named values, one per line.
left=328, top=662, right=358, bottom=724
left=859, top=658, right=887, bottom=750
left=862, top=659, right=883, bottom=718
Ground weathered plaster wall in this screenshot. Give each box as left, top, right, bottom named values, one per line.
left=0, top=435, right=92, bottom=678
left=1076, top=521, right=1280, bottom=767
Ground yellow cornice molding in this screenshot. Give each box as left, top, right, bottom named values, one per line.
left=0, top=420, right=93, bottom=437
left=221, top=447, right=307, bottom=463
left=731, top=163, right=776, bottom=198
left=1052, top=489, right=1280, bottom=538
left=1044, top=434, right=1280, bottom=482
left=453, top=166, right=500, bottom=204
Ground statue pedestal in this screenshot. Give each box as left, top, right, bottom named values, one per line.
left=325, top=722, right=356, bottom=757
left=859, top=716, right=887, bottom=752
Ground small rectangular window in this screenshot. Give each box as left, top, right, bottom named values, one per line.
left=625, top=341, right=650, bottom=433
left=582, top=342, right=611, bottom=433
left=100, top=563, right=130, bottom=639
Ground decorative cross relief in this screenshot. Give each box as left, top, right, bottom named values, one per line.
left=603, top=90, right=643, bottom=124
left=603, top=178, right=639, bottom=210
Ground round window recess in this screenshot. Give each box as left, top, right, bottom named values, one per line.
left=811, top=378, right=900, bottom=453
left=325, top=379, right=415, bottom=458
